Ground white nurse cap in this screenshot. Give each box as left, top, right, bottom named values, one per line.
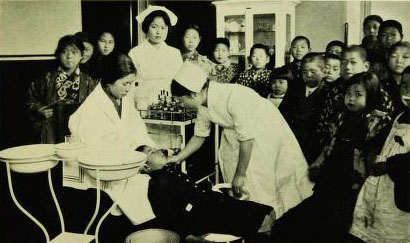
left=174, top=62, right=208, bottom=93
left=135, top=5, right=178, bottom=26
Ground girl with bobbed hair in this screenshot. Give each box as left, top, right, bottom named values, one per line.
left=128, top=5, right=183, bottom=110
left=180, top=23, right=213, bottom=75
left=27, top=34, right=98, bottom=143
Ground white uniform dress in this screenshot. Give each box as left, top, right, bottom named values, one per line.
left=65, top=83, right=157, bottom=225
left=128, top=41, right=183, bottom=110
left=195, top=82, right=314, bottom=219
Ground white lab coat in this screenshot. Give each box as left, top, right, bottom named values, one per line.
left=128, top=41, right=183, bottom=110
left=195, top=82, right=314, bottom=219
left=66, top=83, right=157, bottom=224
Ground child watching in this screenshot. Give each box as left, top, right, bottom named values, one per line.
left=267, top=70, right=291, bottom=108
left=350, top=66, right=410, bottom=243
left=375, top=19, right=404, bottom=63
left=236, top=43, right=272, bottom=97
left=275, top=36, right=311, bottom=88
left=379, top=20, right=404, bottom=50
left=325, top=40, right=346, bottom=57
left=323, top=53, right=341, bottom=83
left=382, top=41, right=410, bottom=116
left=361, top=15, right=383, bottom=64
left=279, top=52, right=326, bottom=163
left=209, top=37, right=240, bottom=83
left=362, top=15, right=383, bottom=44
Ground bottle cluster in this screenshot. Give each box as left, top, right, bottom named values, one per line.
left=145, top=89, right=196, bottom=121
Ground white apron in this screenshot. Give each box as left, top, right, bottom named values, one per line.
left=66, top=83, right=157, bottom=224
left=128, top=41, right=183, bottom=110
left=195, top=82, right=314, bottom=219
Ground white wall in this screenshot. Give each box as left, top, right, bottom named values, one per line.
left=295, top=1, right=346, bottom=52
left=0, top=0, right=82, bottom=56
left=370, top=1, right=410, bottom=42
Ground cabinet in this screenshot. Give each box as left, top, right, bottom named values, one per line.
left=213, top=0, right=299, bottom=69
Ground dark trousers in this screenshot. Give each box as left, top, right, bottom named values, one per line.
left=148, top=169, right=272, bottom=238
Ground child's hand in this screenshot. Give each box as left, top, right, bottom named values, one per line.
left=38, top=106, right=53, bottom=119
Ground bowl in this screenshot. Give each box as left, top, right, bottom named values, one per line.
left=78, top=150, right=147, bottom=181
left=55, top=142, right=86, bottom=160
left=125, top=229, right=180, bottom=243
left=83, top=164, right=142, bottom=181
left=9, top=158, right=59, bottom=173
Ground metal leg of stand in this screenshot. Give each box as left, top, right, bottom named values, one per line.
left=95, top=177, right=129, bottom=243
left=84, top=169, right=101, bottom=235
left=48, top=169, right=65, bottom=233
left=94, top=202, right=118, bottom=243
left=214, top=124, right=219, bottom=185
left=5, top=162, right=51, bottom=242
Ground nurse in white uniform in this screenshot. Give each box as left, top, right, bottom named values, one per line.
left=168, top=62, right=314, bottom=219
left=128, top=5, right=183, bottom=110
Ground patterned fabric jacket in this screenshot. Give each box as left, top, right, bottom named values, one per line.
left=209, top=62, right=240, bottom=83
left=27, top=68, right=98, bottom=143
left=236, top=68, right=272, bottom=97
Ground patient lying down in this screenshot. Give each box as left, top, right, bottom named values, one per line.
left=139, top=147, right=276, bottom=241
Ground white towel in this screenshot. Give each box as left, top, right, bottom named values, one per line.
left=105, top=174, right=156, bottom=225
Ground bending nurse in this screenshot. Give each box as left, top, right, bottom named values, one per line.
left=168, top=62, right=314, bottom=219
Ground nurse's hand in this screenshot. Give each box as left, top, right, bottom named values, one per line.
left=232, top=174, right=245, bottom=199
left=38, top=106, right=53, bottom=119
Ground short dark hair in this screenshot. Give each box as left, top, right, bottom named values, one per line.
left=271, top=68, right=292, bottom=82
left=183, top=24, right=202, bottom=37
left=344, top=45, right=368, bottom=62
left=142, top=10, right=171, bottom=33
left=378, top=20, right=403, bottom=36
left=75, top=31, right=94, bottom=45
left=54, top=34, right=84, bottom=58
left=326, top=40, right=346, bottom=53
left=99, top=53, right=136, bottom=86
left=388, top=41, right=410, bottom=57
left=250, top=43, right=270, bottom=56
left=213, top=37, right=230, bottom=49
left=291, top=36, right=311, bottom=49
left=363, top=15, right=383, bottom=27
left=345, top=72, right=381, bottom=112
left=301, top=52, right=325, bottom=70
left=324, top=53, right=342, bottom=62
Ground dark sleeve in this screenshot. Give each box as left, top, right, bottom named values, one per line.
left=26, top=73, right=50, bottom=130
left=278, top=89, right=295, bottom=123
left=386, top=152, right=410, bottom=212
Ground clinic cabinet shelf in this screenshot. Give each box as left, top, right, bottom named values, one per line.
left=213, top=0, right=299, bottom=69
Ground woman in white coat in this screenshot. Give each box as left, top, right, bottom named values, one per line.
left=129, top=5, right=183, bottom=110
left=67, top=53, right=157, bottom=225
left=168, top=62, right=314, bottom=221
